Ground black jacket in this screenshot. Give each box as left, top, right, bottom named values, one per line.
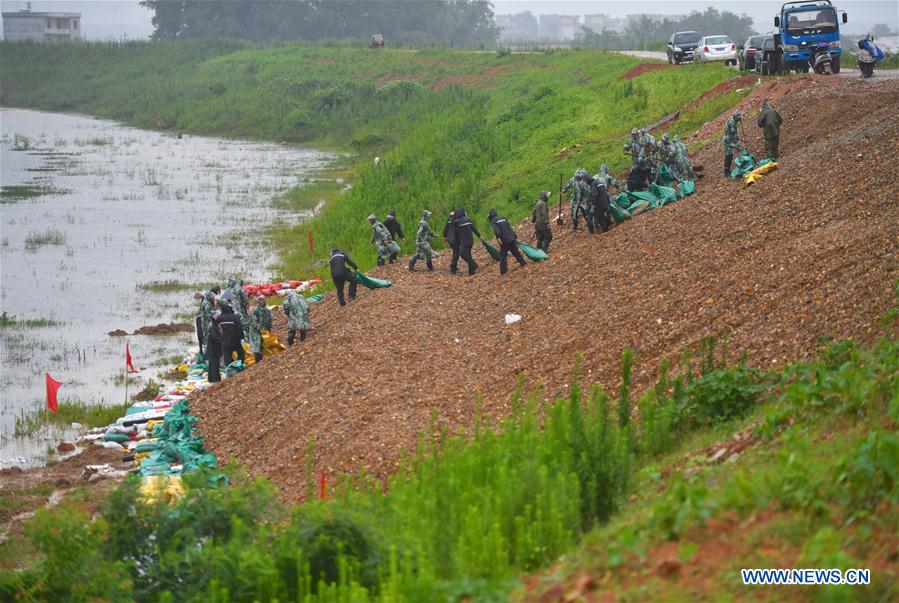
left=453, top=213, right=481, bottom=248
left=217, top=308, right=243, bottom=348
left=384, top=217, right=404, bottom=240
left=442, top=213, right=457, bottom=246
left=490, top=214, right=517, bottom=245
left=329, top=250, right=357, bottom=278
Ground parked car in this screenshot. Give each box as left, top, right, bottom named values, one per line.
left=666, top=31, right=702, bottom=64
left=755, top=34, right=779, bottom=75
left=696, top=35, right=738, bottom=65
left=738, top=35, right=766, bottom=70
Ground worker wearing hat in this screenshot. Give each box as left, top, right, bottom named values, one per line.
left=723, top=110, right=743, bottom=177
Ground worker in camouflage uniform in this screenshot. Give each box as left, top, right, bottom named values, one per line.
left=368, top=214, right=401, bottom=266
left=227, top=278, right=251, bottom=339
left=672, top=135, right=695, bottom=181
left=383, top=211, right=405, bottom=263
left=409, top=209, right=439, bottom=272
left=638, top=127, right=656, bottom=151
left=657, top=133, right=675, bottom=168
left=588, top=164, right=619, bottom=233
left=722, top=110, right=743, bottom=176
left=756, top=100, right=782, bottom=160
left=197, top=288, right=217, bottom=356
left=248, top=295, right=273, bottom=364
left=623, top=127, right=642, bottom=166
left=282, top=290, right=311, bottom=346
left=531, top=191, right=553, bottom=252
left=562, top=168, right=594, bottom=233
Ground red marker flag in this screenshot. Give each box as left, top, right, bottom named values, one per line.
left=126, top=342, right=138, bottom=373
left=308, top=230, right=314, bottom=255
left=46, top=373, right=62, bottom=413
left=320, top=472, right=328, bottom=501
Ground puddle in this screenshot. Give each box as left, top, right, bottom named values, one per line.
left=0, top=108, right=334, bottom=467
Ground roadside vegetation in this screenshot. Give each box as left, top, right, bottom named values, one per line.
left=0, top=41, right=740, bottom=279
left=3, top=301, right=895, bottom=601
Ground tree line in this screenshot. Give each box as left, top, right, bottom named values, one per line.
left=139, top=0, right=497, bottom=47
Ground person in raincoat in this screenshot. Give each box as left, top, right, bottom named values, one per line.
left=409, top=209, right=439, bottom=272
left=587, top=164, right=618, bottom=233
left=531, top=191, right=553, bottom=252
left=282, top=290, right=311, bottom=345
left=756, top=100, right=782, bottom=160
left=368, top=214, right=401, bottom=266
left=723, top=110, right=743, bottom=176
left=672, top=135, right=695, bottom=181
left=623, top=127, right=641, bottom=166
left=248, top=295, right=272, bottom=364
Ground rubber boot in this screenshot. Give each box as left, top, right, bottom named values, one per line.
left=408, top=257, right=417, bottom=272
left=377, top=257, right=385, bottom=267
left=426, top=258, right=433, bottom=271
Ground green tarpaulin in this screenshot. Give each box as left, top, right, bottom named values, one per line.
left=482, top=240, right=501, bottom=261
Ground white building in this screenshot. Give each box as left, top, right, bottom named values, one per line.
left=583, top=14, right=625, bottom=33
left=539, top=14, right=580, bottom=40
left=2, top=4, right=81, bottom=41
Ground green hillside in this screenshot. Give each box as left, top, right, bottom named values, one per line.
left=0, top=41, right=739, bottom=276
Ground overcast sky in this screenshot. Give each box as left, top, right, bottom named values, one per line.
left=1, top=0, right=896, bottom=40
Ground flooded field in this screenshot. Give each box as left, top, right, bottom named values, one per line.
left=0, top=108, right=333, bottom=466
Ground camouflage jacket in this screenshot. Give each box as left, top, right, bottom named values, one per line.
left=723, top=116, right=741, bottom=154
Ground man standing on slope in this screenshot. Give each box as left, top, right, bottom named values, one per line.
left=723, top=110, right=743, bottom=177
left=368, top=214, right=400, bottom=266
left=624, top=127, right=641, bottom=167
left=757, top=100, right=782, bottom=160
left=453, top=208, right=481, bottom=276
left=488, top=208, right=526, bottom=275
left=329, top=247, right=358, bottom=307
left=383, top=211, right=405, bottom=263
left=563, top=168, right=594, bottom=233
left=283, top=289, right=311, bottom=345
left=442, top=209, right=460, bottom=274
left=248, top=295, right=272, bottom=364
left=531, top=191, right=553, bottom=253
left=587, top=165, right=617, bottom=233
left=672, top=135, right=695, bottom=181
left=409, top=209, right=439, bottom=272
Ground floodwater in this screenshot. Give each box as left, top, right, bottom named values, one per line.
left=0, top=108, right=333, bottom=467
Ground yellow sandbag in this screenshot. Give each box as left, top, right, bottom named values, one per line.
left=146, top=420, right=163, bottom=431
left=175, top=363, right=188, bottom=373
left=140, top=475, right=185, bottom=504
left=262, top=331, right=286, bottom=356
left=238, top=343, right=256, bottom=367
left=742, top=162, right=778, bottom=188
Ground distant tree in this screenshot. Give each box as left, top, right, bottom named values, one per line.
left=677, top=8, right=755, bottom=44
left=140, top=0, right=498, bottom=47
left=871, top=23, right=894, bottom=38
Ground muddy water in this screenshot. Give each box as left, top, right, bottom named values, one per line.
left=0, top=108, right=333, bottom=466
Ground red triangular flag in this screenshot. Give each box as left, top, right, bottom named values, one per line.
left=126, top=342, right=138, bottom=373
left=46, top=373, right=62, bottom=413
left=307, top=230, right=314, bottom=254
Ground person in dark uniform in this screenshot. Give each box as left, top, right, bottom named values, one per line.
left=383, top=211, right=405, bottom=263
left=205, top=300, right=223, bottom=383
left=488, top=208, right=526, bottom=275
left=453, top=208, right=481, bottom=276
left=442, top=209, right=459, bottom=274
left=329, top=247, right=358, bottom=307
left=217, top=299, right=244, bottom=366
left=584, top=172, right=613, bottom=233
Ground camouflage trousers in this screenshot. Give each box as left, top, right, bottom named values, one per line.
left=413, top=241, right=439, bottom=260
left=376, top=240, right=401, bottom=263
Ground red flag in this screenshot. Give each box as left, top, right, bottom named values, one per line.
left=126, top=342, right=138, bottom=373
left=320, top=472, right=328, bottom=501
left=46, top=373, right=62, bottom=413
left=307, top=230, right=314, bottom=255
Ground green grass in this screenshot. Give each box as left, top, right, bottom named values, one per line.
left=0, top=312, right=60, bottom=329
left=137, top=280, right=202, bottom=293
left=13, top=401, right=130, bottom=437
left=22, top=228, right=67, bottom=251
left=0, top=184, right=68, bottom=203
left=0, top=41, right=736, bottom=281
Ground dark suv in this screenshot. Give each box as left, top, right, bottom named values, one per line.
left=754, top=34, right=779, bottom=75
left=738, top=35, right=765, bottom=70
left=666, top=31, right=702, bottom=64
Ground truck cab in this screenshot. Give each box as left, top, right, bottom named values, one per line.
left=773, top=0, right=847, bottom=73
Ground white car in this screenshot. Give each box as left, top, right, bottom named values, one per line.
left=697, top=35, right=738, bottom=65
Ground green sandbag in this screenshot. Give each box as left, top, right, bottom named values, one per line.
left=306, top=294, right=324, bottom=303
left=481, top=240, right=501, bottom=261
left=354, top=271, right=392, bottom=289
left=678, top=180, right=696, bottom=196
left=730, top=150, right=756, bottom=179
left=610, top=203, right=631, bottom=224
left=135, top=441, right=159, bottom=453
left=628, top=191, right=660, bottom=210
left=103, top=432, right=130, bottom=443
left=222, top=360, right=247, bottom=377
left=649, top=183, right=678, bottom=205
left=657, top=165, right=674, bottom=186
left=517, top=242, right=548, bottom=260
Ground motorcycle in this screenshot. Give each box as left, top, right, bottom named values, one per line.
left=810, top=42, right=833, bottom=75
left=857, top=36, right=884, bottom=78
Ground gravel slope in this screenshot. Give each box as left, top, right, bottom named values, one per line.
left=192, top=76, right=898, bottom=502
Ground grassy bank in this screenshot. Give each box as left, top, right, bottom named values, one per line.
left=2, top=320, right=895, bottom=600
left=0, top=41, right=738, bottom=279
